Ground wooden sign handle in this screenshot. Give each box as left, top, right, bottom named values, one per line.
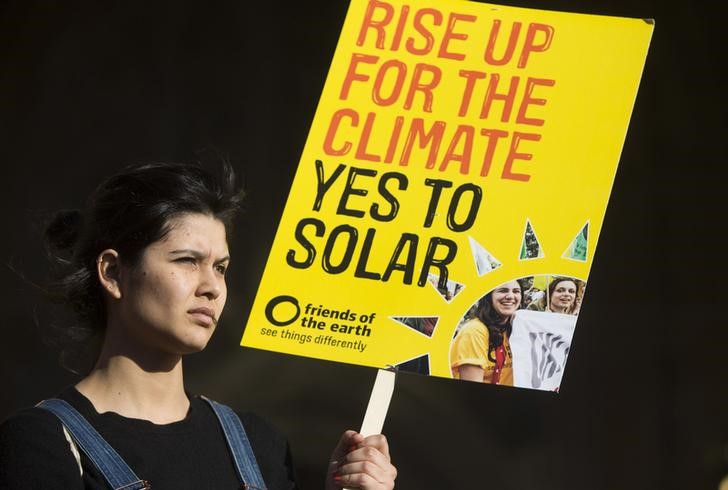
left=343, top=368, right=396, bottom=490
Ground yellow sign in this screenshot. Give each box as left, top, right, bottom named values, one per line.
left=242, top=0, right=652, bottom=391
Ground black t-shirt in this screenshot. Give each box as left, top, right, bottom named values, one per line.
left=0, top=388, right=298, bottom=489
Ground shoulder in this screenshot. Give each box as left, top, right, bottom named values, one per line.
left=237, top=411, right=300, bottom=489
left=192, top=397, right=288, bottom=451
left=238, top=411, right=291, bottom=461
left=192, top=398, right=299, bottom=489
left=457, top=318, right=490, bottom=339
left=240, top=412, right=298, bottom=488
left=0, top=406, right=67, bottom=454
left=451, top=318, right=491, bottom=369
left=239, top=411, right=287, bottom=444
left=0, top=405, right=83, bottom=488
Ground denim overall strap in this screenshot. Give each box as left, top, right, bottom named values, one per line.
left=37, top=399, right=150, bottom=490
left=201, top=397, right=267, bottom=490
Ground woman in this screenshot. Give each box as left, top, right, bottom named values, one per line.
left=0, top=161, right=396, bottom=489
left=450, top=280, right=521, bottom=385
left=547, top=277, right=578, bottom=314
left=526, top=276, right=579, bottom=314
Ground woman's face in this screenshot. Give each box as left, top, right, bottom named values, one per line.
left=116, top=213, right=229, bottom=356
left=550, top=280, right=577, bottom=312
left=491, top=280, right=522, bottom=318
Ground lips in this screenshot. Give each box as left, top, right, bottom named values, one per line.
left=497, top=302, right=517, bottom=312
left=188, top=307, right=217, bottom=326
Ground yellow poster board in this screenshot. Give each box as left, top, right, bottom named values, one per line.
left=241, top=0, right=653, bottom=391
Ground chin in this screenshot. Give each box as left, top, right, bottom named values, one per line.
left=171, top=334, right=214, bottom=356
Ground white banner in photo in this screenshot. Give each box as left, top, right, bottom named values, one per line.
left=510, top=310, right=577, bottom=391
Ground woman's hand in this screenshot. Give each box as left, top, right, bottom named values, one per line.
left=325, top=430, right=396, bottom=490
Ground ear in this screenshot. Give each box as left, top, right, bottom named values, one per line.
left=97, top=249, right=123, bottom=299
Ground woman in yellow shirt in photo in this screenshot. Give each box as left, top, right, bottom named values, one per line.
left=450, top=280, right=522, bottom=385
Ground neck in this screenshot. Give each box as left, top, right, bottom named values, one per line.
left=76, top=329, right=190, bottom=424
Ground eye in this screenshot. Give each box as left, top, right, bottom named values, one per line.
left=176, top=257, right=197, bottom=266
left=215, top=263, right=228, bottom=276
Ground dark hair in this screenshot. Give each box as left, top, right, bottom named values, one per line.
left=472, top=281, right=521, bottom=363
left=43, top=160, right=243, bottom=373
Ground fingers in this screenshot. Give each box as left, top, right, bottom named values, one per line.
left=345, top=435, right=391, bottom=470
left=330, top=430, right=365, bottom=461
left=333, top=470, right=394, bottom=490
left=328, top=432, right=396, bottom=490
left=359, top=434, right=390, bottom=459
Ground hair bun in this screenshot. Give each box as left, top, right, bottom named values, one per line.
left=45, top=209, right=83, bottom=253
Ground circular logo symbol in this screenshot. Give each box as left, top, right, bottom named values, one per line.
left=264, top=295, right=300, bottom=327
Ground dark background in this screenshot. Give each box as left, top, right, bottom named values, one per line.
left=0, top=1, right=723, bottom=489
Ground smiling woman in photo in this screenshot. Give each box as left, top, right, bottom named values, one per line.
left=450, top=280, right=522, bottom=385
left=547, top=277, right=579, bottom=315
left=0, top=161, right=396, bottom=490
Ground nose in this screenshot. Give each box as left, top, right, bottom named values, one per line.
left=197, top=267, right=224, bottom=300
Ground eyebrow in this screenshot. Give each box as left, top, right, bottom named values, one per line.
left=169, top=249, right=230, bottom=263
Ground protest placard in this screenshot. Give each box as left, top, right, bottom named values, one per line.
left=241, top=0, right=653, bottom=391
